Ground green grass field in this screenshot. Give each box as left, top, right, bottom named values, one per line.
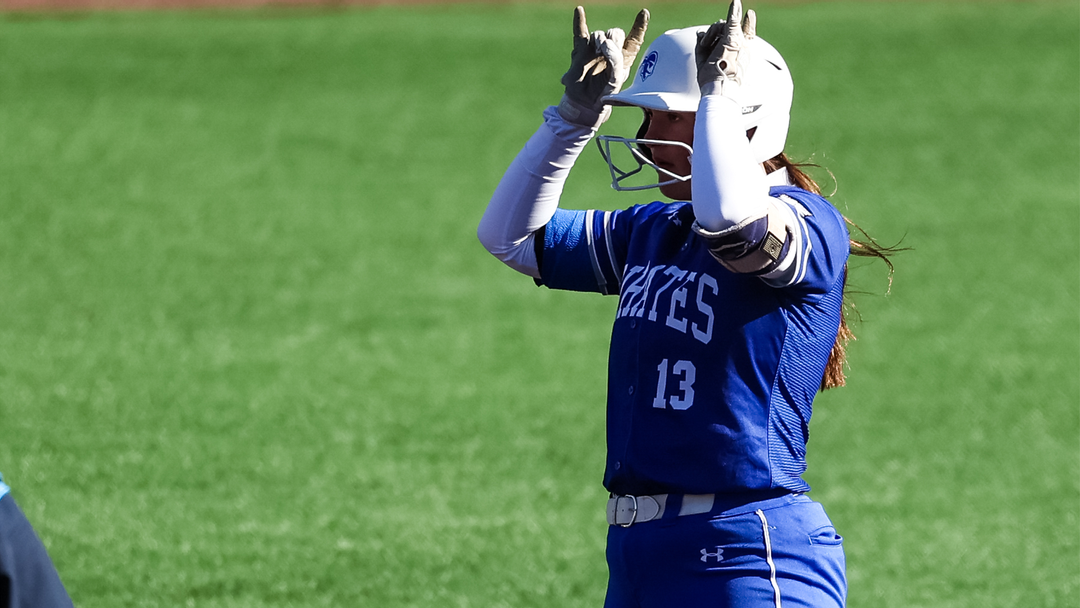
left=0, top=1, right=1077, bottom=606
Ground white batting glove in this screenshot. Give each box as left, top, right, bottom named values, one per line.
left=695, top=0, right=757, bottom=98
left=558, top=6, right=649, bottom=129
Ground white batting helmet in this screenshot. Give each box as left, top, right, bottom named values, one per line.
left=596, top=25, right=794, bottom=190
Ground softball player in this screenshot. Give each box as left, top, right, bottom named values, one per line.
left=479, top=1, right=888, bottom=605
left=0, top=475, right=75, bottom=607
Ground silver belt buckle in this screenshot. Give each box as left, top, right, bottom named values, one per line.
left=617, top=494, right=638, bottom=527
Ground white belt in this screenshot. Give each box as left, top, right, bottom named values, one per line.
left=606, top=493, right=716, bottom=527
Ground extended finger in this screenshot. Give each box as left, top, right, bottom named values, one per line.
left=742, top=9, right=756, bottom=39
left=623, top=8, right=650, bottom=59
left=724, top=0, right=742, bottom=42
left=573, top=6, right=589, bottom=41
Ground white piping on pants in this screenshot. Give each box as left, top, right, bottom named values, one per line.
left=756, top=509, right=782, bottom=608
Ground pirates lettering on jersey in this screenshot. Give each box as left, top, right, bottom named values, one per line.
left=615, top=263, right=718, bottom=345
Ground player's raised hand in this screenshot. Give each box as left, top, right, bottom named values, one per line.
left=620, top=9, right=650, bottom=87
left=695, top=0, right=756, bottom=97
left=558, top=6, right=650, bottom=128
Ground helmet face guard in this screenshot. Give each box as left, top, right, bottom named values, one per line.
left=595, top=135, right=693, bottom=192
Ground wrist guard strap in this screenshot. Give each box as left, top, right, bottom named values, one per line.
left=692, top=200, right=790, bottom=275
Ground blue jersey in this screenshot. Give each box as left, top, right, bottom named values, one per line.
left=538, top=186, right=849, bottom=496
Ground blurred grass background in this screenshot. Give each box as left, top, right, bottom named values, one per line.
left=0, top=1, right=1077, bottom=606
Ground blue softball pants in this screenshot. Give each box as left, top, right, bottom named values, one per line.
left=604, top=492, right=847, bottom=608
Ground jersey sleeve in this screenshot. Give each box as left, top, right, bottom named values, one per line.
left=535, top=202, right=669, bottom=295
left=759, top=186, right=850, bottom=297
left=536, top=208, right=623, bottom=295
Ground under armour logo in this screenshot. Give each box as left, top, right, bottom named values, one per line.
left=700, top=546, right=724, bottom=563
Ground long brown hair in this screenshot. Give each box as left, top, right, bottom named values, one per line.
left=763, top=153, right=902, bottom=390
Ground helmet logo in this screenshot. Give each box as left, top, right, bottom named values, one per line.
left=639, top=50, right=658, bottom=82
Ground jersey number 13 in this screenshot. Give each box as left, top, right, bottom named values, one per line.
left=652, top=359, right=696, bottom=410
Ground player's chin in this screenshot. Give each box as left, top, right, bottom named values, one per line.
left=658, top=179, right=692, bottom=202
